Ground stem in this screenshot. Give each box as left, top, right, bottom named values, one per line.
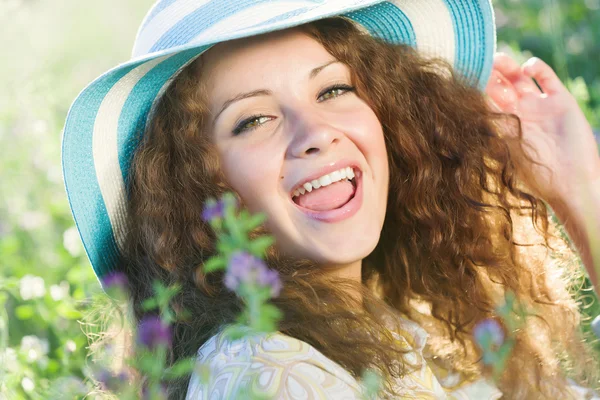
left=246, top=285, right=261, bottom=331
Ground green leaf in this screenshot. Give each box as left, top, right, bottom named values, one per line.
left=248, top=236, right=274, bottom=257
left=163, top=358, right=196, bottom=379
left=164, top=283, right=182, bottom=299
left=46, top=358, right=61, bottom=374
left=245, top=213, right=267, bottom=231
left=56, top=302, right=82, bottom=319
left=360, top=369, right=383, bottom=400
left=142, top=298, right=158, bottom=311
left=222, top=325, right=250, bottom=341
left=15, top=304, right=35, bottom=320
left=194, top=363, right=212, bottom=385
left=238, top=210, right=250, bottom=221
left=139, top=352, right=163, bottom=375
left=222, top=192, right=237, bottom=210
left=202, top=257, right=226, bottom=274
left=152, top=280, right=168, bottom=297
left=261, top=304, right=282, bottom=319
left=257, top=304, right=282, bottom=332
left=217, top=237, right=238, bottom=255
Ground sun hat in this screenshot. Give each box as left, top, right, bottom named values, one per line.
left=62, top=0, right=497, bottom=288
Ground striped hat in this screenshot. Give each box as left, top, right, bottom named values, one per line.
left=62, top=0, right=496, bottom=286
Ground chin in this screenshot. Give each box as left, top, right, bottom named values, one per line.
left=306, top=229, right=381, bottom=266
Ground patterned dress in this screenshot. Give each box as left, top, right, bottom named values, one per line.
left=185, top=315, right=598, bottom=399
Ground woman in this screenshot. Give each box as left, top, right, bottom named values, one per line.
left=62, top=0, right=600, bottom=398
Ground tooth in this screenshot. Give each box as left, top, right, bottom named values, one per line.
left=299, top=187, right=306, bottom=195
left=319, top=175, right=332, bottom=187
left=311, top=179, right=321, bottom=189
left=330, top=170, right=342, bottom=182
left=293, top=189, right=299, bottom=197
left=340, top=168, right=347, bottom=179
left=303, top=182, right=313, bottom=192
left=347, top=168, right=355, bottom=179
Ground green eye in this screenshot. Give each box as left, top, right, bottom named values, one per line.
left=318, top=84, right=355, bottom=102
left=231, top=84, right=355, bottom=135
left=233, top=115, right=273, bottom=135
left=244, top=116, right=270, bottom=129
left=320, top=88, right=344, bottom=100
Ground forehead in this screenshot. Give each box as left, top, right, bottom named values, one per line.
left=200, top=28, right=334, bottom=87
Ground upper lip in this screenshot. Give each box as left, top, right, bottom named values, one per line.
left=290, top=160, right=361, bottom=195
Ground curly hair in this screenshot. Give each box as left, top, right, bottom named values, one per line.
left=117, top=17, right=599, bottom=399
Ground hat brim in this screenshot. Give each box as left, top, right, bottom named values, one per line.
left=62, top=0, right=495, bottom=286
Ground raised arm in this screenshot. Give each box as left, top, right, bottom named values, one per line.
left=548, top=175, right=600, bottom=291
left=485, top=53, right=600, bottom=293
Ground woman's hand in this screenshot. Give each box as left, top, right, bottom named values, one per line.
left=484, top=52, right=600, bottom=204
left=486, top=53, right=600, bottom=291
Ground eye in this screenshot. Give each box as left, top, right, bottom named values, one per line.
left=318, top=84, right=355, bottom=102
left=231, top=84, right=355, bottom=136
left=232, top=115, right=274, bottom=135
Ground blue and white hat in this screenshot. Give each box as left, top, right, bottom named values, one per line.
left=62, top=0, right=496, bottom=285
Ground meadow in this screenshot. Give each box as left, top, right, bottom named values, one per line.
left=1, top=0, right=599, bottom=398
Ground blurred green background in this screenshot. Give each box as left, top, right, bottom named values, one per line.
left=0, top=0, right=598, bottom=398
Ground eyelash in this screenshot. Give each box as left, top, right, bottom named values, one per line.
left=232, top=84, right=356, bottom=135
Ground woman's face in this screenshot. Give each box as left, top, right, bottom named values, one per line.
left=202, top=28, right=389, bottom=275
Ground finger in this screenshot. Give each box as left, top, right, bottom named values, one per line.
left=522, top=57, right=565, bottom=95
left=485, top=69, right=519, bottom=114
left=493, top=53, right=541, bottom=95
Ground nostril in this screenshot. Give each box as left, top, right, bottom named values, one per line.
left=305, top=147, right=319, bottom=155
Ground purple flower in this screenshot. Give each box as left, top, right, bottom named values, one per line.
left=224, top=252, right=258, bottom=291
left=101, top=271, right=129, bottom=291
left=224, top=251, right=282, bottom=297
left=256, top=267, right=282, bottom=297
left=142, top=381, right=168, bottom=400
left=95, top=368, right=129, bottom=392
left=137, top=316, right=171, bottom=350
left=201, top=199, right=225, bottom=222
left=473, top=318, right=505, bottom=349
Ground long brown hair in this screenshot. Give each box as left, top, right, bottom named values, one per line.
left=119, top=17, right=599, bottom=399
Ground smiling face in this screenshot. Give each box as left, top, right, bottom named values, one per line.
left=202, top=28, right=389, bottom=278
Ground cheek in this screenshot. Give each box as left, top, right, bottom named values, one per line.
left=219, top=142, right=282, bottom=212
left=349, top=108, right=387, bottom=166
left=350, top=108, right=389, bottom=205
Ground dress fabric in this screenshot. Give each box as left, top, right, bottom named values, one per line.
left=185, top=315, right=598, bottom=399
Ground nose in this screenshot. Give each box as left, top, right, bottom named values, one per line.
left=287, top=109, right=342, bottom=158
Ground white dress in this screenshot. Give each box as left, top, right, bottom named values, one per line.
left=185, top=316, right=598, bottom=399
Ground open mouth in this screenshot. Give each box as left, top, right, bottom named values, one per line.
left=290, top=167, right=363, bottom=223
left=291, top=167, right=358, bottom=212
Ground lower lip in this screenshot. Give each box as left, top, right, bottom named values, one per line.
left=292, top=171, right=363, bottom=223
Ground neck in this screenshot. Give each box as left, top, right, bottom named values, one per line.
left=329, top=260, right=362, bottom=281
left=326, top=259, right=363, bottom=304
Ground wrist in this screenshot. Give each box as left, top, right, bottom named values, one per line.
left=548, top=175, right=600, bottom=225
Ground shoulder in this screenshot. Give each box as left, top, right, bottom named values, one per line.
left=185, top=328, right=363, bottom=399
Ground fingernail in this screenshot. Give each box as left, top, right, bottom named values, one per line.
left=522, top=57, right=539, bottom=73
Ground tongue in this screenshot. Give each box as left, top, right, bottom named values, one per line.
left=296, top=180, right=355, bottom=211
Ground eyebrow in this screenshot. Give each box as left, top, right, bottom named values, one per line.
left=212, top=60, right=340, bottom=125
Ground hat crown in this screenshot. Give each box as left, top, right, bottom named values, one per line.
left=132, top=0, right=381, bottom=59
